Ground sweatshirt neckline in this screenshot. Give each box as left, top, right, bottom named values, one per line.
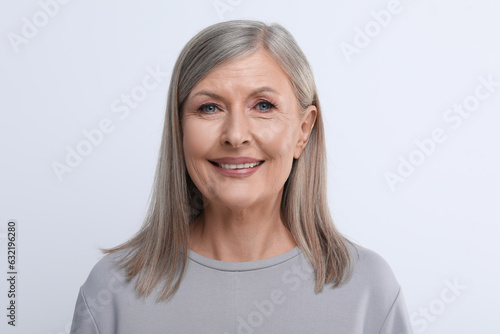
left=188, top=246, right=301, bottom=272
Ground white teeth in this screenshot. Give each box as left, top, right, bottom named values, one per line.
left=218, top=161, right=262, bottom=169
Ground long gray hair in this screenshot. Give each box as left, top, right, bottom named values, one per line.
left=103, top=19, right=353, bottom=301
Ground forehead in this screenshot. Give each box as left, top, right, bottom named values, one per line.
left=188, top=50, right=294, bottom=97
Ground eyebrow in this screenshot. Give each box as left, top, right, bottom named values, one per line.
left=190, top=86, right=280, bottom=100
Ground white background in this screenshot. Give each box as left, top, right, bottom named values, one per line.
left=1, top=0, right=499, bottom=333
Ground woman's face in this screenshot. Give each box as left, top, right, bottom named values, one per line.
left=181, top=49, right=316, bottom=211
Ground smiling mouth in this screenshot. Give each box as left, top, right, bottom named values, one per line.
left=209, top=161, right=264, bottom=170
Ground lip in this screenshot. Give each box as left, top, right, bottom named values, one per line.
left=209, top=158, right=264, bottom=178
left=210, top=157, right=264, bottom=164
left=211, top=162, right=263, bottom=178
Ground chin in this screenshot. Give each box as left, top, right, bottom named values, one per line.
left=214, top=195, right=260, bottom=211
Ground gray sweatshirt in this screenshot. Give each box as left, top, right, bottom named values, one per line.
left=70, top=242, right=413, bottom=333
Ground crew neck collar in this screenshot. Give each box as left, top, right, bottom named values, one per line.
left=188, top=246, right=301, bottom=272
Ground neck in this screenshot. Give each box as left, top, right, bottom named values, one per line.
left=188, top=195, right=297, bottom=262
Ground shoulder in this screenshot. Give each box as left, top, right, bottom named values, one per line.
left=348, top=241, right=399, bottom=280
left=334, top=241, right=412, bottom=333
left=71, top=251, right=134, bottom=333
left=343, top=240, right=401, bottom=298
left=80, top=251, right=131, bottom=299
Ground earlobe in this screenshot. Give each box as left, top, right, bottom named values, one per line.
left=293, top=105, right=317, bottom=159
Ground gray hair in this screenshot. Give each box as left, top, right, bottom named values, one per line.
left=103, top=19, right=353, bottom=301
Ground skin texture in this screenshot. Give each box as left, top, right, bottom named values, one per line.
left=182, top=49, right=317, bottom=262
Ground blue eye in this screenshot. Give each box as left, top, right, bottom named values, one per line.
left=197, top=101, right=276, bottom=114
left=198, top=104, right=218, bottom=114
left=256, top=101, right=276, bottom=111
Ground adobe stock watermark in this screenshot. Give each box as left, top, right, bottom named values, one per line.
left=51, top=64, right=168, bottom=182
left=339, top=0, right=405, bottom=63
left=224, top=260, right=314, bottom=334
left=213, top=0, right=244, bottom=20
left=7, top=0, right=73, bottom=54
left=69, top=267, right=127, bottom=332
left=384, top=74, right=499, bottom=192
left=410, top=278, right=467, bottom=333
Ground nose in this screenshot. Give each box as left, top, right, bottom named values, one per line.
left=221, top=107, right=251, bottom=147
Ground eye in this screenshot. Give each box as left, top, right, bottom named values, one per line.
left=255, top=100, right=276, bottom=112
left=198, top=103, right=219, bottom=114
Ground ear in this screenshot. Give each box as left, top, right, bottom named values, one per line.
left=294, top=105, right=317, bottom=159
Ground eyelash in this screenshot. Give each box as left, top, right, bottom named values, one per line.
left=196, top=100, right=277, bottom=114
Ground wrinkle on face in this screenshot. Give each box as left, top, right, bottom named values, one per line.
left=181, top=49, right=310, bottom=213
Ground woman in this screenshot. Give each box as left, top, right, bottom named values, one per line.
left=70, top=20, right=413, bottom=333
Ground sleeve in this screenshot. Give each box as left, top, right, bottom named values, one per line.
left=379, top=288, right=413, bottom=334
left=69, top=287, right=100, bottom=334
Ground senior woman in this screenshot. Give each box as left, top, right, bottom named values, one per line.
left=70, top=20, right=413, bottom=333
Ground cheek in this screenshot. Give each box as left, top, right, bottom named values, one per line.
left=183, top=121, right=217, bottom=196
left=255, top=117, right=297, bottom=159
left=182, top=120, right=216, bottom=159
left=255, top=118, right=298, bottom=189
left=182, top=121, right=211, bottom=186
left=182, top=119, right=225, bottom=193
